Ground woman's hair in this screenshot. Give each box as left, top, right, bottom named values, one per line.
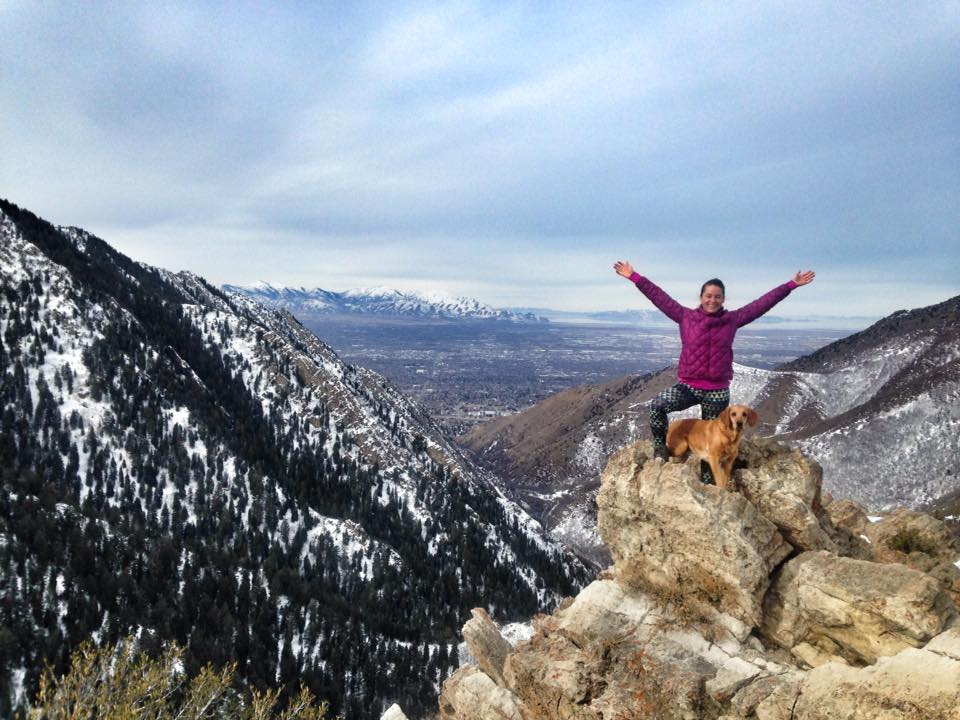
left=700, top=278, right=725, bottom=296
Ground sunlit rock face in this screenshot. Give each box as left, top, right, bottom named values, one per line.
left=439, top=439, right=960, bottom=719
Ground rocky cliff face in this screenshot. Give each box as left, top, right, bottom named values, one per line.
left=438, top=439, right=960, bottom=719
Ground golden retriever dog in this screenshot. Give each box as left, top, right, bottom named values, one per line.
left=666, top=405, right=758, bottom=490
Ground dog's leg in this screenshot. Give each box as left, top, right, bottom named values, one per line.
left=708, top=457, right=728, bottom=490
left=722, top=455, right=737, bottom=488
left=668, top=438, right=688, bottom=462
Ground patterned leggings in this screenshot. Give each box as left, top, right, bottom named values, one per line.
left=650, top=383, right=730, bottom=484
left=650, top=383, right=730, bottom=449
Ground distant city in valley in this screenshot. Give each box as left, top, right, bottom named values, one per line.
left=299, top=315, right=852, bottom=436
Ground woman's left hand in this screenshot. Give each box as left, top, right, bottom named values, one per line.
left=792, top=270, right=815, bottom=286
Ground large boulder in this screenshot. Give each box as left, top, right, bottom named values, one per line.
left=762, top=550, right=956, bottom=665
left=734, top=439, right=839, bottom=553
left=438, top=666, right=524, bottom=720
left=461, top=608, right=513, bottom=686
left=597, top=441, right=791, bottom=628
left=862, top=508, right=960, bottom=606
left=500, top=580, right=692, bottom=719
left=380, top=705, right=408, bottom=720
left=824, top=496, right=870, bottom=537
left=793, top=628, right=960, bottom=719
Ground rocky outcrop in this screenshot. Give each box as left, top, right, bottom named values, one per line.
left=826, top=499, right=960, bottom=605
left=793, top=628, right=960, bottom=719
left=437, top=666, right=524, bottom=720
left=597, top=442, right=792, bottom=628
left=439, top=439, right=960, bottom=719
left=864, top=508, right=960, bottom=605
left=762, top=550, right=955, bottom=665
left=734, top=441, right=838, bottom=553
left=380, top=705, right=409, bottom=720
left=461, top=608, right=514, bottom=686
left=457, top=579, right=797, bottom=720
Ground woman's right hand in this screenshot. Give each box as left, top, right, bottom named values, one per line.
left=614, top=260, right=635, bottom=279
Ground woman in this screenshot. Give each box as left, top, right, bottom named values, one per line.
left=614, top=261, right=815, bottom=474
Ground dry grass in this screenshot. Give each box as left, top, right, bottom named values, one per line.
left=629, top=565, right=733, bottom=632
left=26, top=636, right=332, bottom=720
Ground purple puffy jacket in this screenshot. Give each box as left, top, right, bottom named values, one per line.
left=629, top=272, right=797, bottom=390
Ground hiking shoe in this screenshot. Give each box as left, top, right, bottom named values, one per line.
left=653, top=446, right=670, bottom=462
left=700, top=460, right=715, bottom=485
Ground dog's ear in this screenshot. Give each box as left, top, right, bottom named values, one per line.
left=747, top=408, right=759, bottom=427
left=719, top=406, right=733, bottom=429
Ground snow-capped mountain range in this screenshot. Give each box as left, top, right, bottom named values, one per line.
left=460, top=294, right=960, bottom=565
left=224, top=282, right=545, bottom=323
left=0, top=200, right=586, bottom=718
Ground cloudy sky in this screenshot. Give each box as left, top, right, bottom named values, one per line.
left=1, top=1, right=957, bottom=318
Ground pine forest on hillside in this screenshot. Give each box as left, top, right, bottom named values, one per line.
left=0, top=200, right=588, bottom=719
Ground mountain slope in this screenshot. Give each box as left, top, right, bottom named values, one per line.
left=460, top=297, right=960, bottom=562
left=759, top=294, right=960, bottom=507
left=0, top=200, right=587, bottom=718
left=224, top=283, right=544, bottom=323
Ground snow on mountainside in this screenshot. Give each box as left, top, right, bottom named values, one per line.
left=0, top=200, right=586, bottom=718
left=224, top=282, right=545, bottom=323
left=763, top=295, right=960, bottom=509
left=460, top=295, right=960, bottom=565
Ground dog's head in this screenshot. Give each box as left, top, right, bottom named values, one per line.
left=721, top=404, right=758, bottom=432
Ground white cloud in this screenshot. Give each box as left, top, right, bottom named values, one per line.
left=0, top=1, right=956, bottom=316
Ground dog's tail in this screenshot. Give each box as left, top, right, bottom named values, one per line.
left=667, top=437, right=688, bottom=458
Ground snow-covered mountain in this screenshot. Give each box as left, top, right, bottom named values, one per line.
left=762, top=294, right=960, bottom=508
left=0, top=200, right=586, bottom=718
left=224, top=282, right=545, bottom=323
left=460, top=295, right=960, bottom=564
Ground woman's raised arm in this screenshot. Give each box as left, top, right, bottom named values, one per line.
left=614, top=260, right=685, bottom=324
left=733, top=270, right=815, bottom=328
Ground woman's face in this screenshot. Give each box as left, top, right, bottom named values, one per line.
left=700, top=284, right=725, bottom=314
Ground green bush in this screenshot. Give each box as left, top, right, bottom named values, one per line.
left=886, top=527, right=938, bottom=555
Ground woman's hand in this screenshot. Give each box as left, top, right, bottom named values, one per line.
left=614, top=260, right=635, bottom=279
left=792, top=270, right=815, bottom=286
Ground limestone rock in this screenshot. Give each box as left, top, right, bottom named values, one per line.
left=462, top=608, right=513, bottom=686
left=865, top=508, right=960, bottom=560
left=704, top=656, right=762, bottom=703
left=824, top=497, right=870, bottom=537
left=734, top=439, right=839, bottom=553
left=728, top=671, right=804, bottom=720
left=597, top=441, right=792, bottom=628
left=380, top=704, right=408, bottom=720
left=439, top=441, right=960, bottom=720
left=926, top=626, right=960, bottom=660
left=820, top=496, right=875, bottom=560
left=763, top=550, right=956, bottom=665
left=793, top=628, right=960, bottom=719
left=501, top=579, right=675, bottom=719
left=863, top=508, right=960, bottom=605
left=438, top=666, right=524, bottom=720
left=499, top=579, right=795, bottom=720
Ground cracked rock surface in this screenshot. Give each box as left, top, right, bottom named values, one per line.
left=439, top=439, right=960, bottom=719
